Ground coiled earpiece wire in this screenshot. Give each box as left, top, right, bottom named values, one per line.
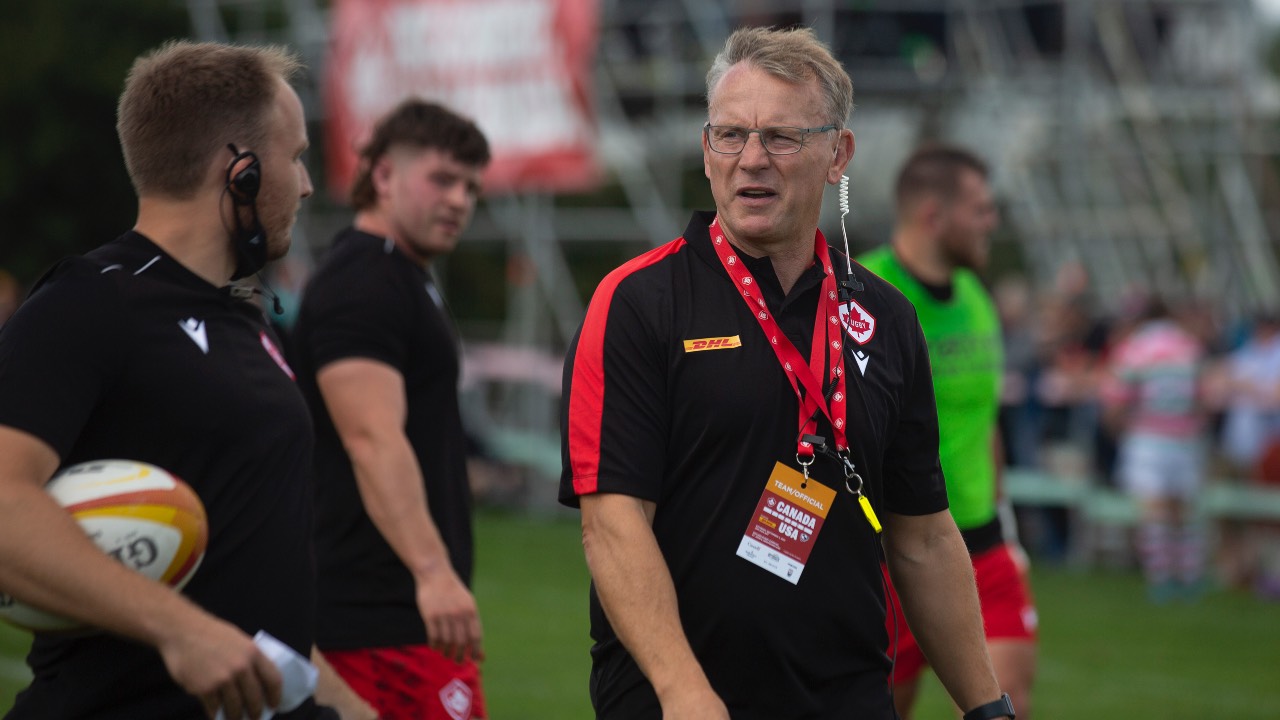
left=839, top=175, right=853, bottom=279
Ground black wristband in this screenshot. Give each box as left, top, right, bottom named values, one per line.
left=962, top=692, right=1015, bottom=720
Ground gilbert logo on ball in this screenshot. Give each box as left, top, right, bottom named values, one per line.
left=0, top=460, right=208, bottom=632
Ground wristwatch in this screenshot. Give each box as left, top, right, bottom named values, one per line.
left=962, top=692, right=1015, bottom=720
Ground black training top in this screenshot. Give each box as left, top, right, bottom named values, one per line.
left=0, top=232, right=321, bottom=719
left=292, top=228, right=473, bottom=650
left=559, top=212, right=949, bottom=719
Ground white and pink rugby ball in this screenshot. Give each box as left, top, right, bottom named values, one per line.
left=0, top=459, right=208, bottom=632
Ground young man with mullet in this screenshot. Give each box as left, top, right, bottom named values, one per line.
left=293, top=99, right=491, bottom=720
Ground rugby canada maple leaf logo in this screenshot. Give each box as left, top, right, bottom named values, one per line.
left=838, top=299, right=875, bottom=345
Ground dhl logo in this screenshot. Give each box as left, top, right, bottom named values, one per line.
left=683, top=335, right=742, bottom=353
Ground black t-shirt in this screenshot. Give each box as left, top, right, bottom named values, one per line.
left=292, top=228, right=473, bottom=650
left=559, top=212, right=948, bottom=719
left=0, top=232, right=320, bottom=719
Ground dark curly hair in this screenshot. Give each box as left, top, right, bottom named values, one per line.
left=350, top=99, right=490, bottom=211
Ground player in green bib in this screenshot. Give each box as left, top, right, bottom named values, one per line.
left=859, top=145, right=1037, bottom=719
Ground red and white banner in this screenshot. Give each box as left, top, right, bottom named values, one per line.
left=325, top=0, right=601, bottom=198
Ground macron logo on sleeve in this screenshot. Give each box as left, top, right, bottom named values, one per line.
left=179, top=318, right=209, bottom=354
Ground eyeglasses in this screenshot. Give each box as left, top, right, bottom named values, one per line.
left=704, top=123, right=838, bottom=155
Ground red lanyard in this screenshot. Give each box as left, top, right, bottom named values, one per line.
left=708, top=216, right=848, bottom=460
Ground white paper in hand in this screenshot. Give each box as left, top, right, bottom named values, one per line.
left=214, top=630, right=318, bottom=720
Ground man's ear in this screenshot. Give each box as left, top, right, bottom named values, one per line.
left=921, top=196, right=947, bottom=233
left=826, top=128, right=855, bottom=185
left=371, top=156, right=395, bottom=196
left=702, top=127, right=714, bottom=180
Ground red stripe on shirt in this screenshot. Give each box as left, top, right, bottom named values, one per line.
left=568, top=237, right=688, bottom=495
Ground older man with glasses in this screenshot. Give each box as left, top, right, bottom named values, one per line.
left=558, top=25, right=1012, bottom=720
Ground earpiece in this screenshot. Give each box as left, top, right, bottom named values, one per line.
left=225, top=143, right=267, bottom=280
left=226, top=144, right=261, bottom=205
left=836, top=175, right=863, bottom=297
left=837, top=175, right=852, bottom=276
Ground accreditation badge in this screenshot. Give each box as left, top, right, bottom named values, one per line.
left=735, top=462, right=838, bottom=585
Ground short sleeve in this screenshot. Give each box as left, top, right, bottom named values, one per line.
left=560, top=274, right=669, bottom=506
left=301, top=258, right=415, bottom=373
left=0, top=261, right=127, bottom=458
left=881, top=310, right=950, bottom=516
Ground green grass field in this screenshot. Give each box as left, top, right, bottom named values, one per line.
left=3, top=509, right=1279, bottom=717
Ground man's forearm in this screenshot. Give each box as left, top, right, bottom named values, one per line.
left=338, top=415, right=481, bottom=662
left=319, top=359, right=454, bottom=579
left=346, top=432, right=452, bottom=578
left=0, top=429, right=209, bottom=645
left=580, top=493, right=715, bottom=703
left=885, top=511, right=1004, bottom=713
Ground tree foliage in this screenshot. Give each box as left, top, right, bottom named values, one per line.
left=0, top=0, right=187, bottom=287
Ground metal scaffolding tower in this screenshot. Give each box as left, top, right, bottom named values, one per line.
left=935, top=0, right=1280, bottom=316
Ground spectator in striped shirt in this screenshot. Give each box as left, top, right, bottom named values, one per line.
left=1100, top=295, right=1209, bottom=603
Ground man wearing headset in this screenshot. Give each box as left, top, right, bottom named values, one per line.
left=0, top=40, right=356, bottom=719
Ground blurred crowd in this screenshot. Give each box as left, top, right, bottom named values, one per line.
left=995, top=262, right=1280, bottom=599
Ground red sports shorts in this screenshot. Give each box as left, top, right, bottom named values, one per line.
left=883, top=543, right=1038, bottom=685
left=323, top=645, right=487, bottom=720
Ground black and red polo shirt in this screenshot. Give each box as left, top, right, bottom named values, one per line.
left=559, top=211, right=949, bottom=719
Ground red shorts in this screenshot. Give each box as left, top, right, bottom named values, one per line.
left=323, top=645, right=487, bottom=720
left=883, top=543, right=1037, bottom=685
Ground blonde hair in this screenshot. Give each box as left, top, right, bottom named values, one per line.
left=117, top=40, right=302, bottom=198
left=706, top=27, right=853, bottom=128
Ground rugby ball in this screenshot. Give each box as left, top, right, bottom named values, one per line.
left=0, top=460, right=208, bottom=632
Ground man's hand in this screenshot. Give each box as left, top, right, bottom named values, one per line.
left=156, top=616, right=282, bottom=719
left=415, top=564, right=483, bottom=664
